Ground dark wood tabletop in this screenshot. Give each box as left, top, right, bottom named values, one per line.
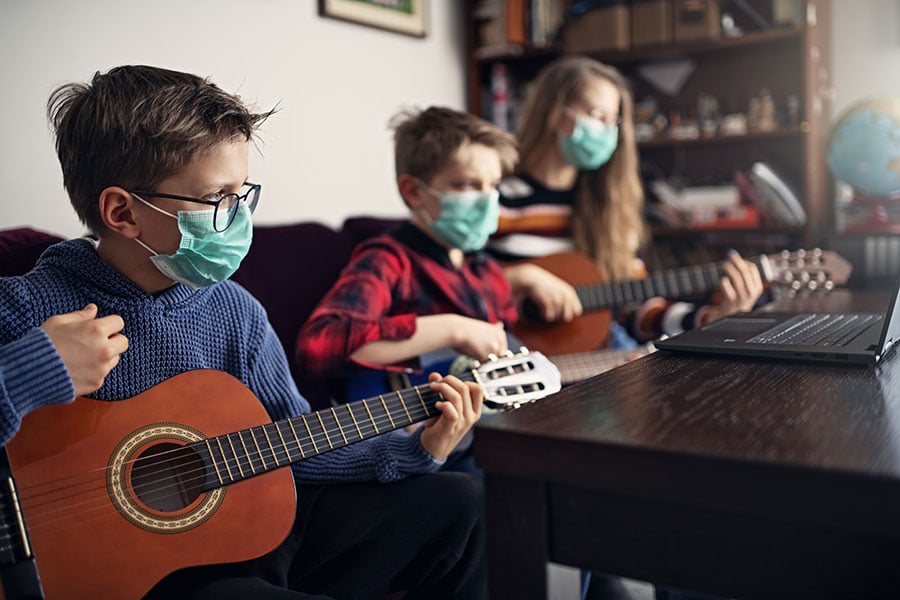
left=474, top=290, right=900, bottom=600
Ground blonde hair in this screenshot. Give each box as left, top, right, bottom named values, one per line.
left=517, top=56, right=646, bottom=279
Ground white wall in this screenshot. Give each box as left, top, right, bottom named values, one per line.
left=831, top=0, right=900, bottom=116
left=0, top=0, right=465, bottom=238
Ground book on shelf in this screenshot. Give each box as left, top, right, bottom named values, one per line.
left=473, top=0, right=564, bottom=51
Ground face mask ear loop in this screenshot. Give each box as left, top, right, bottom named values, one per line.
left=134, top=236, right=160, bottom=257
left=417, top=207, right=435, bottom=226
left=414, top=178, right=440, bottom=225
left=131, top=192, right=178, bottom=220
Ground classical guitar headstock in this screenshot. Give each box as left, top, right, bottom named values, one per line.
left=467, top=348, right=561, bottom=410
left=762, top=249, right=853, bottom=295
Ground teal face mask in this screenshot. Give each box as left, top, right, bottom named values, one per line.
left=133, top=194, right=253, bottom=289
left=420, top=184, right=500, bottom=253
left=559, top=113, right=619, bottom=170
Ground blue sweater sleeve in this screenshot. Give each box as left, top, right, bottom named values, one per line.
left=0, top=327, right=74, bottom=446
left=245, top=314, right=440, bottom=484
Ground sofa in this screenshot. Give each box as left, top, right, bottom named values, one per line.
left=0, top=217, right=402, bottom=410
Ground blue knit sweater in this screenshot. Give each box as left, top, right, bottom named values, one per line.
left=0, top=239, right=438, bottom=483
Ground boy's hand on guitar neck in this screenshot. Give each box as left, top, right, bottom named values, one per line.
left=418, top=373, right=483, bottom=461
left=41, top=303, right=129, bottom=397
left=505, top=262, right=583, bottom=323
left=698, top=251, right=765, bottom=326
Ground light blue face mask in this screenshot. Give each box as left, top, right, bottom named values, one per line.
left=420, top=184, right=501, bottom=253
left=559, top=113, right=619, bottom=170
left=133, top=194, right=253, bottom=289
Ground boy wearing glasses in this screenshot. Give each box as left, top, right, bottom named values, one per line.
left=0, top=66, right=486, bottom=600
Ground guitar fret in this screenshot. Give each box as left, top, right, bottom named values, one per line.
left=395, top=390, right=413, bottom=424
left=379, top=395, right=397, bottom=429
left=204, top=439, right=225, bottom=485
left=260, top=424, right=280, bottom=467
left=227, top=433, right=247, bottom=478
left=215, top=437, right=235, bottom=481
left=238, top=431, right=258, bottom=474
left=315, top=412, right=334, bottom=449
left=361, top=399, right=379, bottom=435
left=414, top=386, right=430, bottom=417
left=666, top=271, right=679, bottom=296
left=346, top=403, right=363, bottom=439
left=248, top=428, right=266, bottom=471
left=262, top=423, right=291, bottom=467
left=286, top=419, right=306, bottom=459
left=272, top=422, right=293, bottom=462
left=330, top=407, right=349, bottom=446
left=301, top=415, right=319, bottom=454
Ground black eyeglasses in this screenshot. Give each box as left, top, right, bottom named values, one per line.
left=129, top=182, right=261, bottom=232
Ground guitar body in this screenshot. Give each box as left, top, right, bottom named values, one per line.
left=3, top=371, right=296, bottom=600
left=511, top=252, right=612, bottom=355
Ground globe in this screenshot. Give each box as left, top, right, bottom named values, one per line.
left=826, top=96, right=900, bottom=199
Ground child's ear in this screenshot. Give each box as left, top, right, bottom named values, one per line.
left=98, top=187, right=141, bottom=239
left=397, top=174, right=423, bottom=210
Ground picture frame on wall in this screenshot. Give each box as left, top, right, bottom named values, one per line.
left=318, top=0, right=428, bottom=38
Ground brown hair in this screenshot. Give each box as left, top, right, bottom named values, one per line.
left=390, top=106, right=518, bottom=182
left=48, top=65, right=275, bottom=234
left=516, top=56, right=646, bottom=279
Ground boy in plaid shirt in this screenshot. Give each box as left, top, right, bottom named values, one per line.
left=296, top=107, right=576, bottom=471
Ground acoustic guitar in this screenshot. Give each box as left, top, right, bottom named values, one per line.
left=512, top=249, right=853, bottom=355
left=0, top=351, right=559, bottom=600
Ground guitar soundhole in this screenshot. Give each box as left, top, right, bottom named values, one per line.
left=131, top=443, right=204, bottom=512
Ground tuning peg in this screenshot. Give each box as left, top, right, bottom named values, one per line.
left=487, top=353, right=498, bottom=362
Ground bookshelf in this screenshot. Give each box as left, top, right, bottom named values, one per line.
left=465, top=0, right=834, bottom=265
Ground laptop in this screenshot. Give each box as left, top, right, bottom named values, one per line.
left=655, top=279, right=900, bottom=365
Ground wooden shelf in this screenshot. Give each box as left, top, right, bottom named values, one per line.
left=473, top=27, right=804, bottom=66
left=638, top=126, right=806, bottom=150
left=589, top=27, right=805, bottom=65
left=473, top=43, right=560, bottom=64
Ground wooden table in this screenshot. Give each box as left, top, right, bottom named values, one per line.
left=474, top=291, right=900, bottom=599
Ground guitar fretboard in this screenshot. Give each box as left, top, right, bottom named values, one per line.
left=576, top=257, right=769, bottom=312
left=189, top=385, right=442, bottom=490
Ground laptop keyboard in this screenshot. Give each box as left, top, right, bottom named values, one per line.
left=748, top=313, right=882, bottom=347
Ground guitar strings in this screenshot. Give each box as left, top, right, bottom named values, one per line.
left=8, top=386, right=448, bottom=539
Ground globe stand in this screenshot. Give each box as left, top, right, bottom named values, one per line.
left=841, top=191, right=900, bottom=235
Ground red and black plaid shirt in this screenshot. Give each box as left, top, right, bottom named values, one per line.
left=296, top=222, right=517, bottom=377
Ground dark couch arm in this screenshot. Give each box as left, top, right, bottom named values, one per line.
left=0, top=227, right=66, bottom=277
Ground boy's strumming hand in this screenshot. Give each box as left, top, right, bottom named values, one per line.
left=41, top=303, right=129, bottom=397
left=451, top=316, right=508, bottom=360
left=505, top=263, right=583, bottom=322
left=418, top=373, right=483, bottom=462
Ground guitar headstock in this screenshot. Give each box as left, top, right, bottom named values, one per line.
left=762, top=249, right=853, bottom=295
left=468, top=348, right=561, bottom=410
